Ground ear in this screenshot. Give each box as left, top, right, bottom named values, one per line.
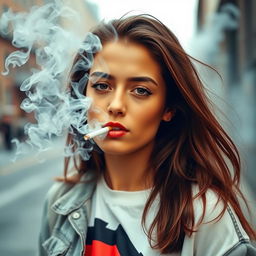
left=162, top=109, right=175, bottom=122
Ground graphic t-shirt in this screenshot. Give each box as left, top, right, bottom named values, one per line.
left=85, top=176, right=162, bottom=256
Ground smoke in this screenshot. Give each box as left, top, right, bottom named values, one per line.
left=188, top=3, right=239, bottom=64
left=187, top=3, right=240, bottom=129
left=0, top=0, right=102, bottom=160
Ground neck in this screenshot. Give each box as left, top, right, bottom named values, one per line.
left=103, top=146, right=154, bottom=191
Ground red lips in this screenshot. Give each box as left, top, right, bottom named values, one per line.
left=104, top=122, right=128, bottom=131
left=104, top=122, right=128, bottom=138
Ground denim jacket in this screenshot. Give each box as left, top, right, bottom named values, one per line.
left=38, top=174, right=96, bottom=256
left=38, top=174, right=256, bottom=256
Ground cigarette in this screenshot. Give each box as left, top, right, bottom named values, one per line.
left=84, top=126, right=112, bottom=140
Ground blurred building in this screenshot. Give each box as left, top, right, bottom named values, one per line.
left=0, top=0, right=99, bottom=150
left=196, top=0, right=256, bottom=192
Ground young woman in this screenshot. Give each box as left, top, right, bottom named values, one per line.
left=39, top=14, right=256, bottom=256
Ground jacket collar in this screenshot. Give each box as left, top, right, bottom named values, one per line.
left=51, top=172, right=97, bottom=215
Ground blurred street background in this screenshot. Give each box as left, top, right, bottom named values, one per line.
left=0, top=0, right=255, bottom=255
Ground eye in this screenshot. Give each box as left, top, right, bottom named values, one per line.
left=132, top=87, right=152, bottom=96
left=91, top=83, right=110, bottom=92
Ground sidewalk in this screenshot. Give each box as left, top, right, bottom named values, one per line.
left=0, top=149, right=19, bottom=167
left=0, top=138, right=65, bottom=173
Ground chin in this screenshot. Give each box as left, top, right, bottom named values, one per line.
left=94, top=138, right=154, bottom=156
left=95, top=143, right=134, bottom=156
left=100, top=147, right=133, bottom=156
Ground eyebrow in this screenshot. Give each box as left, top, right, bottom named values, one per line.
left=89, top=71, right=158, bottom=86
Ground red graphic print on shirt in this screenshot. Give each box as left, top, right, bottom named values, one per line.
left=85, top=218, right=143, bottom=256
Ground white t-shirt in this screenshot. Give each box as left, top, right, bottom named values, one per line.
left=86, top=176, right=162, bottom=256
left=85, top=176, right=250, bottom=256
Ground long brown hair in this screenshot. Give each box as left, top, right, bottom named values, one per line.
left=63, top=14, right=256, bottom=253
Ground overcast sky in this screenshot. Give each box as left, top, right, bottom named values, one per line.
left=88, top=0, right=198, bottom=50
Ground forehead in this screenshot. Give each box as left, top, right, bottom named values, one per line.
left=90, top=40, right=163, bottom=79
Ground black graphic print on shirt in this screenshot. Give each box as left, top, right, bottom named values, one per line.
left=85, top=218, right=143, bottom=256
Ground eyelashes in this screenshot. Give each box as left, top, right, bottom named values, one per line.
left=91, top=83, right=109, bottom=91
left=91, top=83, right=152, bottom=97
left=132, top=87, right=152, bottom=96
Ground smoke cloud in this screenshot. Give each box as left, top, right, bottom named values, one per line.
left=188, top=3, right=239, bottom=64
left=0, top=0, right=102, bottom=160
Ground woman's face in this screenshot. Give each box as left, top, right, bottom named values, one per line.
left=86, top=40, right=172, bottom=156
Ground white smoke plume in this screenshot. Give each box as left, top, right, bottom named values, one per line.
left=188, top=3, right=239, bottom=64
left=187, top=3, right=240, bottom=126
left=0, top=0, right=102, bottom=160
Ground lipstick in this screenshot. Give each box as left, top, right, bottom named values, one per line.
left=84, top=126, right=112, bottom=140
left=84, top=122, right=128, bottom=140
left=104, top=122, right=128, bottom=138
left=103, top=122, right=127, bottom=130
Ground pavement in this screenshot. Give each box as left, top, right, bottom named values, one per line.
left=0, top=145, right=19, bottom=167
left=0, top=142, right=63, bottom=256
left=0, top=137, right=66, bottom=175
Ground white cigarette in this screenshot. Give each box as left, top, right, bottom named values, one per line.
left=84, top=126, right=112, bottom=140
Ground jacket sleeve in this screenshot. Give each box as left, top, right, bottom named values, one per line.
left=193, top=206, right=255, bottom=256
left=37, top=182, right=66, bottom=256
left=182, top=189, right=256, bottom=256
left=38, top=197, right=51, bottom=256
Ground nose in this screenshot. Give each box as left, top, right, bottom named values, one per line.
left=107, top=90, right=126, bottom=117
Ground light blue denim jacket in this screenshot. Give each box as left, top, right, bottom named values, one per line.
left=38, top=175, right=96, bottom=256
left=38, top=174, right=256, bottom=256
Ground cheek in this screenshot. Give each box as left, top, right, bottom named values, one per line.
left=86, top=98, right=108, bottom=124
left=131, top=110, right=163, bottom=142
left=87, top=105, right=107, bottom=124
left=134, top=102, right=164, bottom=126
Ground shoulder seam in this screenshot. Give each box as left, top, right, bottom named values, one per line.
left=227, top=206, right=246, bottom=241
left=223, top=240, right=250, bottom=256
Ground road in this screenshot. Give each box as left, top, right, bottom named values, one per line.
left=0, top=145, right=63, bottom=256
